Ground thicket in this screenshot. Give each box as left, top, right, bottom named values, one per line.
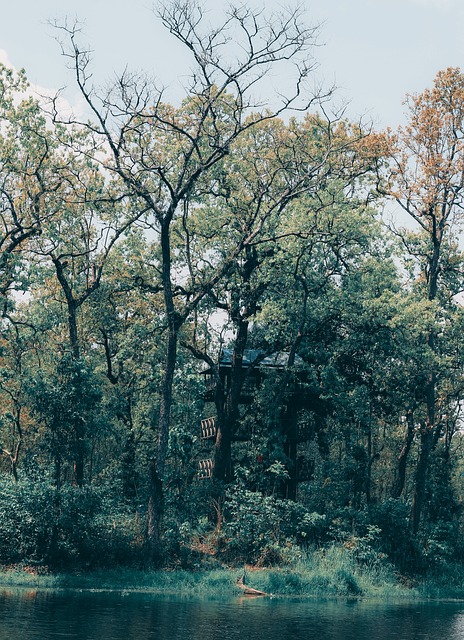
left=0, top=2, right=463, bottom=589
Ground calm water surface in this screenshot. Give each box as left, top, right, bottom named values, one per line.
left=0, top=589, right=464, bottom=640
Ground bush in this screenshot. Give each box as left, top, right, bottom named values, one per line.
left=0, top=476, right=143, bottom=568
left=221, top=486, right=326, bottom=565
left=369, top=499, right=421, bottom=572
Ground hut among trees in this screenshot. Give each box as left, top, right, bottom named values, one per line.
left=199, top=349, right=313, bottom=499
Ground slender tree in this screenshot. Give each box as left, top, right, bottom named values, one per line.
left=54, top=1, right=332, bottom=562
left=184, top=114, right=383, bottom=490
left=380, top=67, right=464, bottom=532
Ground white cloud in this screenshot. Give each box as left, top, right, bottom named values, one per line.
left=0, top=47, right=85, bottom=121
left=0, top=49, right=16, bottom=69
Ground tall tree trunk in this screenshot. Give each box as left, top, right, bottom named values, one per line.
left=53, top=258, right=80, bottom=359
left=410, top=359, right=437, bottom=532
left=147, top=457, right=164, bottom=565
left=283, top=397, right=298, bottom=500
left=74, top=457, right=84, bottom=487
left=212, top=419, right=232, bottom=484
left=67, top=300, right=80, bottom=360
left=53, top=257, right=85, bottom=484
left=122, top=417, right=137, bottom=501
left=409, top=249, right=440, bottom=531
left=410, top=422, right=434, bottom=534
left=213, top=316, right=248, bottom=483
left=391, top=409, right=415, bottom=499
left=146, top=218, right=180, bottom=564
left=366, top=426, right=374, bottom=504
left=70, top=302, right=85, bottom=487
left=211, top=377, right=229, bottom=484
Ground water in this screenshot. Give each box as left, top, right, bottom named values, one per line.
left=0, top=589, right=463, bottom=640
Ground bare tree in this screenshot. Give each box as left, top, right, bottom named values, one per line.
left=52, top=0, right=330, bottom=563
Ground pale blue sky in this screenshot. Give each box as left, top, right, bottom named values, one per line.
left=0, top=0, right=462, bottom=128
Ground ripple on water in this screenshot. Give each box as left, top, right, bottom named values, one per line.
left=0, top=590, right=463, bottom=640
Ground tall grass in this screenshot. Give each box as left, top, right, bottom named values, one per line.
left=244, top=545, right=416, bottom=599
left=4, top=544, right=464, bottom=600
left=416, top=562, right=464, bottom=600
left=0, top=567, right=238, bottom=598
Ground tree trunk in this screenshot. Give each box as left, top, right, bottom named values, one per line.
left=410, top=422, right=434, bottom=534
left=212, top=417, right=232, bottom=484
left=283, top=396, right=298, bottom=500
left=73, top=399, right=86, bottom=487
left=156, top=326, right=178, bottom=477
left=391, top=409, right=415, bottom=499
left=67, top=300, right=80, bottom=360
left=147, top=457, right=164, bottom=565
left=146, top=322, right=179, bottom=563
left=53, top=258, right=85, bottom=484
left=74, top=458, right=84, bottom=487
left=146, top=218, right=180, bottom=564
left=54, top=458, right=62, bottom=490
left=409, top=325, right=437, bottom=531
left=212, top=377, right=230, bottom=484
left=408, top=245, right=441, bottom=531
left=122, top=423, right=137, bottom=501
left=213, top=316, right=248, bottom=483
left=53, top=258, right=80, bottom=359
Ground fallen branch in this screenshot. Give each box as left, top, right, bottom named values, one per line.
left=236, top=572, right=268, bottom=596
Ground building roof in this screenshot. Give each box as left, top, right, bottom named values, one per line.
left=218, top=348, right=304, bottom=369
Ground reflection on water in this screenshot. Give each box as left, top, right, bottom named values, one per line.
left=0, top=588, right=462, bottom=640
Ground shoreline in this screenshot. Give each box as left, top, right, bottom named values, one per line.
left=0, top=565, right=461, bottom=601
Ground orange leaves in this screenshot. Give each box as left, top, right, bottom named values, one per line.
left=355, top=130, right=391, bottom=162
left=383, top=68, right=464, bottom=228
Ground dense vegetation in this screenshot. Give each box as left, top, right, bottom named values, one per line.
left=1, top=2, right=464, bottom=592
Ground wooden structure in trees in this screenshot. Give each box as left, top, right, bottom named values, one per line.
left=200, top=417, right=217, bottom=439
left=198, top=349, right=313, bottom=499
left=198, top=458, right=214, bottom=479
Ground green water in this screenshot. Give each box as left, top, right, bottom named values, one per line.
left=0, top=589, right=463, bottom=639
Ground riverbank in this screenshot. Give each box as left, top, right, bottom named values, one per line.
left=0, top=566, right=412, bottom=599
left=1, top=549, right=463, bottom=600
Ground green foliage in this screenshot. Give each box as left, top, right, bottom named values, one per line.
left=1, top=53, right=464, bottom=584
left=25, top=355, right=106, bottom=482
left=0, top=477, right=142, bottom=568
left=221, top=486, right=326, bottom=565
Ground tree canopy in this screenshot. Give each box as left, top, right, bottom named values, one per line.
left=0, top=4, right=463, bottom=577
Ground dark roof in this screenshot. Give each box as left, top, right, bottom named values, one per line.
left=219, top=348, right=304, bottom=369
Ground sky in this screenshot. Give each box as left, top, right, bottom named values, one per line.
left=0, top=0, right=462, bottom=129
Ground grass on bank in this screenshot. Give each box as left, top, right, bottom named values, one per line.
left=2, top=543, right=464, bottom=600
left=0, top=544, right=425, bottom=599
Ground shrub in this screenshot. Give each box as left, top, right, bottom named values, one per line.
left=221, top=486, right=326, bottom=565
left=369, top=499, right=421, bottom=572
left=0, top=476, right=143, bottom=568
